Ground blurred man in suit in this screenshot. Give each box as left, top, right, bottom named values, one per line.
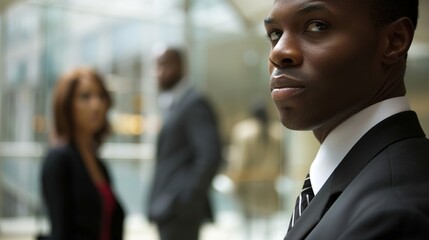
left=265, top=0, right=429, bottom=239
left=147, top=46, right=222, bottom=240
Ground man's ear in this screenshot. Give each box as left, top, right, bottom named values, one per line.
left=382, top=17, right=415, bottom=65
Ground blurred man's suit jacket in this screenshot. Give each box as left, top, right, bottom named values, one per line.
left=148, top=87, right=222, bottom=224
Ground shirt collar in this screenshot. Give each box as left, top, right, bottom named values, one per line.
left=158, top=78, right=190, bottom=110
left=309, top=97, right=411, bottom=195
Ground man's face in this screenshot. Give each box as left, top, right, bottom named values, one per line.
left=156, top=50, right=182, bottom=91
left=266, top=0, right=385, bottom=137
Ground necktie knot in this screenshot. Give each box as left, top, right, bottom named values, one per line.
left=288, top=173, right=314, bottom=231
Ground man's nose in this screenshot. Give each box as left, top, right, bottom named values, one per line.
left=269, top=33, right=303, bottom=69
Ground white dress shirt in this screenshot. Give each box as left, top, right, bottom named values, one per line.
left=309, top=97, right=411, bottom=195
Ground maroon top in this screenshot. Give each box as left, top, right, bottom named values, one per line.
left=97, top=182, right=116, bottom=240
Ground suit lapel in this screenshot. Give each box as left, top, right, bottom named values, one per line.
left=157, top=87, right=194, bottom=148
left=285, top=111, right=426, bottom=240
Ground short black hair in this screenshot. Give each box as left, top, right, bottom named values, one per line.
left=372, top=0, right=419, bottom=29
left=165, top=48, right=185, bottom=65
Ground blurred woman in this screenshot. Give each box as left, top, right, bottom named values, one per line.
left=41, top=67, right=125, bottom=240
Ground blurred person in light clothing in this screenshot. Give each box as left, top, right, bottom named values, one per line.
left=227, top=100, right=283, bottom=239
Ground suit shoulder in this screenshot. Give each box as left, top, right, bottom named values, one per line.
left=387, top=137, right=429, bottom=177
left=193, top=90, right=215, bottom=108
left=42, top=144, right=74, bottom=172
left=182, top=88, right=213, bottom=110
left=184, top=87, right=206, bottom=103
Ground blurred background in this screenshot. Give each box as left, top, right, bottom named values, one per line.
left=0, top=0, right=428, bottom=239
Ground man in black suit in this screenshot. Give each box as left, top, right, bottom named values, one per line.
left=265, top=0, right=429, bottom=239
left=147, top=46, right=222, bottom=240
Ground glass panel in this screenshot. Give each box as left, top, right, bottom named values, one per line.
left=1, top=156, right=41, bottom=217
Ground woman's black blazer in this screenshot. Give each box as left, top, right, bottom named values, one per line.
left=41, top=144, right=125, bottom=240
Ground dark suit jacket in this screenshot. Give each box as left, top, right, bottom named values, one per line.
left=148, top=87, right=222, bottom=223
left=41, top=144, right=125, bottom=240
left=286, top=111, right=429, bottom=240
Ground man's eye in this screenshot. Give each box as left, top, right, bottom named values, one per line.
left=306, top=21, right=329, bottom=32
left=267, top=31, right=282, bottom=41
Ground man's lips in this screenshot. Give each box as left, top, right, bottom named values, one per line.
left=271, top=87, right=305, bottom=101
left=270, top=74, right=305, bottom=101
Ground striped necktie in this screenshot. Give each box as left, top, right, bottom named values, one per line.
left=288, top=174, right=315, bottom=231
